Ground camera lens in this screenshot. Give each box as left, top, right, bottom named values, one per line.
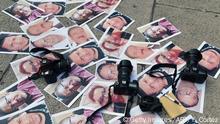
left=118, top=60, right=133, bottom=85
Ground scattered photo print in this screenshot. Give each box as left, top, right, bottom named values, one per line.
left=198, top=41, right=220, bottom=78
left=0, top=32, right=30, bottom=54
left=178, top=115, right=199, bottom=124
left=44, top=64, right=95, bottom=107
left=137, top=65, right=176, bottom=98
left=137, top=17, right=181, bottom=43
left=65, top=24, right=98, bottom=48
left=28, top=0, right=67, bottom=16
left=91, top=0, right=121, bottom=13
left=65, top=1, right=105, bottom=25
left=11, top=53, right=60, bottom=80
left=99, top=27, right=133, bottom=58
left=0, top=78, right=44, bottom=119
left=175, top=77, right=206, bottom=113
left=94, top=10, right=134, bottom=32
left=63, top=41, right=106, bottom=68
left=2, top=0, right=44, bottom=25
left=52, top=107, right=105, bottom=124
left=80, top=81, right=128, bottom=116
left=121, top=41, right=160, bottom=64
left=95, top=58, right=137, bottom=82
left=20, top=14, right=64, bottom=41
left=0, top=100, right=53, bottom=124
left=146, top=41, right=186, bottom=70
left=30, top=28, right=70, bottom=50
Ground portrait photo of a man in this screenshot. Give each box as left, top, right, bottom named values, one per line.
left=44, top=64, right=95, bottom=107
left=0, top=79, right=44, bottom=117
left=137, top=17, right=181, bottom=43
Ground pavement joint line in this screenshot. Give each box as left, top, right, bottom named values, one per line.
left=156, top=2, right=220, bottom=15
left=0, top=55, right=17, bottom=84
left=149, top=0, right=157, bottom=22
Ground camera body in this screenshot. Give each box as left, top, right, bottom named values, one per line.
left=114, top=60, right=138, bottom=95
left=29, top=48, right=71, bottom=84
left=138, top=95, right=162, bottom=113
left=180, top=49, right=207, bottom=83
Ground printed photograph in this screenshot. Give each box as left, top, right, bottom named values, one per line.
left=95, top=58, right=137, bottom=82
left=0, top=100, right=53, bottom=124
left=137, top=17, right=181, bottom=43
left=0, top=32, right=30, bottom=54
left=175, top=78, right=206, bottom=113
left=146, top=41, right=186, bottom=70
left=0, top=79, right=44, bottom=118
left=137, top=65, right=175, bottom=97
left=178, top=115, right=199, bottom=124
left=121, top=41, right=160, bottom=64
left=2, top=0, right=44, bottom=24
left=80, top=81, right=128, bottom=116
left=91, top=0, right=121, bottom=13
left=11, top=53, right=60, bottom=80
left=28, top=0, right=67, bottom=16
left=63, top=41, right=106, bottom=68
left=44, top=64, right=95, bottom=107
left=52, top=107, right=105, bottom=124
left=99, top=27, right=133, bottom=58
left=30, top=28, right=70, bottom=50
left=198, top=41, right=220, bottom=78
left=66, top=25, right=98, bottom=48
left=94, top=10, right=134, bottom=32
left=20, top=14, right=64, bottom=41
left=65, top=1, right=104, bottom=25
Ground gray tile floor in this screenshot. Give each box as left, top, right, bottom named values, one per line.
left=0, top=0, right=220, bottom=123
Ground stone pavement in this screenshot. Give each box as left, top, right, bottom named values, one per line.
left=0, top=0, right=220, bottom=123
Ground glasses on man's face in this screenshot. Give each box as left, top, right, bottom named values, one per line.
left=98, top=88, right=108, bottom=104
left=59, top=79, right=80, bottom=92
left=4, top=95, right=24, bottom=110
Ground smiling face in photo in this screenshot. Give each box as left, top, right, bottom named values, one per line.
left=2, top=35, right=29, bottom=51
left=125, top=45, right=154, bottom=59
left=33, top=34, right=65, bottom=48
left=97, top=62, right=118, bottom=80
left=55, top=75, right=81, bottom=98
left=8, top=112, right=46, bottom=124
left=176, top=80, right=199, bottom=107
left=144, top=25, right=167, bottom=39
left=68, top=26, right=91, bottom=45
left=0, top=90, right=28, bottom=114
left=102, top=16, right=127, bottom=31
left=68, top=47, right=98, bottom=65
left=139, top=73, right=168, bottom=96
left=27, top=20, right=53, bottom=36
left=199, top=49, right=220, bottom=71
left=38, top=2, right=62, bottom=15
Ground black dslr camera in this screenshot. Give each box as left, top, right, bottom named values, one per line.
left=180, top=49, right=207, bottom=83
left=114, top=60, right=138, bottom=95
left=29, top=48, right=71, bottom=84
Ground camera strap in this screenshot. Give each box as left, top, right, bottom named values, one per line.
left=146, top=63, right=177, bottom=94
left=28, top=48, right=70, bottom=83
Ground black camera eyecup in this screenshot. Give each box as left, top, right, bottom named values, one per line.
left=117, top=59, right=133, bottom=71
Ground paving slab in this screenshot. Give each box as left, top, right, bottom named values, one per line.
left=157, top=0, right=220, bottom=14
